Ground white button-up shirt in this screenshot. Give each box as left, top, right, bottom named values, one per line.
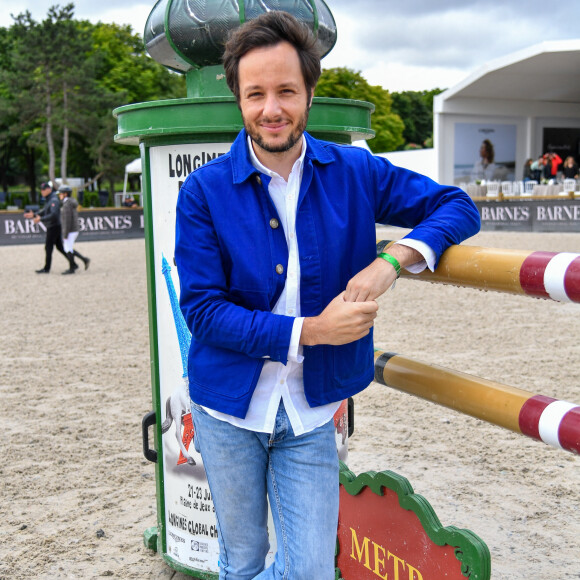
left=205, top=136, right=435, bottom=436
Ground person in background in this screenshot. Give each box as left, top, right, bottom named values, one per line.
left=562, top=156, right=578, bottom=179
left=470, top=139, right=496, bottom=182
left=58, top=185, right=90, bottom=274
left=175, top=11, right=481, bottom=580
left=24, top=181, right=68, bottom=274
left=542, top=151, right=562, bottom=180
left=122, top=194, right=138, bottom=208
left=530, top=155, right=545, bottom=182
left=522, top=158, right=534, bottom=182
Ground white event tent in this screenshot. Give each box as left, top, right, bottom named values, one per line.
left=434, top=39, right=580, bottom=186
left=123, top=157, right=142, bottom=194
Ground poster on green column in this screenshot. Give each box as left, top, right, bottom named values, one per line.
left=149, top=143, right=232, bottom=572
left=148, top=141, right=350, bottom=573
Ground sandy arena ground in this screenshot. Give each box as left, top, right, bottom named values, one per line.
left=0, top=229, right=578, bottom=579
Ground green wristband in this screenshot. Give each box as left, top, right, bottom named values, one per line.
left=377, top=252, right=401, bottom=278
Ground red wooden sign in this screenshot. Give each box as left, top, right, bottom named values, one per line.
left=336, top=464, right=490, bottom=580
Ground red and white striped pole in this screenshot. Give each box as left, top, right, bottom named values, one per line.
left=519, top=251, right=580, bottom=302
left=519, top=395, right=580, bottom=453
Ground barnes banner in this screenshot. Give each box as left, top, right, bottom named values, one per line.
left=0, top=208, right=145, bottom=246
left=475, top=198, right=580, bottom=232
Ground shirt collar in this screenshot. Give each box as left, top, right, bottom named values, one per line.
left=246, top=134, right=307, bottom=179
left=230, top=129, right=334, bottom=184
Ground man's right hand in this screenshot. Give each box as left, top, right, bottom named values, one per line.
left=300, top=292, right=378, bottom=346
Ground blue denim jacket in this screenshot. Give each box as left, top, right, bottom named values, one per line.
left=175, top=130, right=480, bottom=418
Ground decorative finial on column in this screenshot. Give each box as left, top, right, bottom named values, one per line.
left=144, top=0, right=337, bottom=73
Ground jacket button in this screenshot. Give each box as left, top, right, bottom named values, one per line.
left=269, top=218, right=279, bottom=229
left=256, top=175, right=262, bottom=185
left=275, top=264, right=284, bottom=275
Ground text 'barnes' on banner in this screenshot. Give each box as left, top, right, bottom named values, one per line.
left=475, top=199, right=580, bottom=232
left=0, top=209, right=145, bottom=246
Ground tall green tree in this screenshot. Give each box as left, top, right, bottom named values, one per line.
left=315, top=67, right=404, bottom=153
left=0, top=4, right=186, bottom=193
left=0, top=19, right=44, bottom=195
left=87, top=21, right=186, bottom=190
left=0, top=25, right=19, bottom=192
left=390, top=89, right=444, bottom=149
left=6, top=5, right=89, bottom=183
left=91, top=22, right=185, bottom=104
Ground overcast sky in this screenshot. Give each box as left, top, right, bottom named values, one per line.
left=2, top=0, right=579, bottom=92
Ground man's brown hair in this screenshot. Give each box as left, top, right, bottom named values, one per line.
left=223, top=11, right=321, bottom=103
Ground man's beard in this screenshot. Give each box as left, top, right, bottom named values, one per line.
left=244, top=107, right=310, bottom=154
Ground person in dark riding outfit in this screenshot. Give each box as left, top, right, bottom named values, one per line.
left=24, top=181, right=68, bottom=274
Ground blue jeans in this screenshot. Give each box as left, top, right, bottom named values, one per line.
left=191, top=401, right=339, bottom=580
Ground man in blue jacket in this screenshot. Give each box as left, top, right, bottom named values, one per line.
left=175, top=11, right=480, bottom=580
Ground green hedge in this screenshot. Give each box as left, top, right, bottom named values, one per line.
left=82, top=191, right=101, bottom=208
left=9, top=192, right=30, bottom=208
